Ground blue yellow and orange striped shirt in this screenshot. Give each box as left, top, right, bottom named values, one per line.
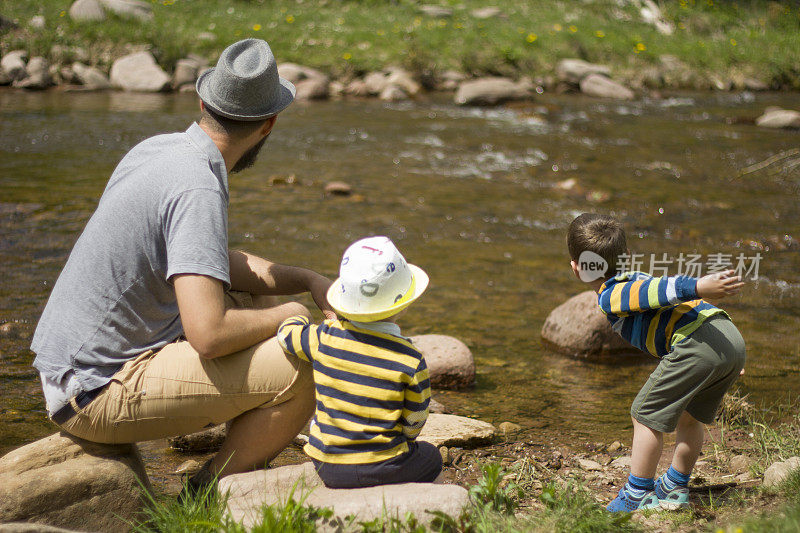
left=277, top=315, right=431, bottom=465
left=597, top=272, right=727, bottom=358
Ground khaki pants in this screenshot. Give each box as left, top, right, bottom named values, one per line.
left=58, top=292, right=312, bottom=444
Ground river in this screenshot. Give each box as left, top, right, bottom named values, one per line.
left=1, top=89, right=799, bottom=456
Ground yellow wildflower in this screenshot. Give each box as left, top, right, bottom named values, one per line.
left=376, top=29, right=385, bottom=36
left=526, top=33, right=537, bottom=43
left=285, top=15, right=294, bottom=23
left=730, top=38, right=737, bottom=46
left=343, top=52, right=352, bottom=60
left=635, top=42, right=646, bottom=51
left=595, top=30, right=605, bottom=38
left=253, top=24, right=261, bottom=31
left=569, top=25, right=577, bottom=33
left=553, top=23, right=562, bottom=31
left=59, top=10, right=66, bottom=16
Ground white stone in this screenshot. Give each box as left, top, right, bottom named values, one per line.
left=418, top=5, right=453, bottom=18
left=296, top=77, right=330, bottom=100
left=578, top=458, right=602, bottom=471
left=471, top=7, right=503, bottom=19
left=363, top=71, right=389, bottom=95
left=610, top=456, right=632, bottom=469
left=580, top=73, right=635, bottom=100
left=100, top=0, right=153, bottom=21
left=385, top=67, right=421, bottom=96
left=556, top=59, right=611, bottom=84
left=72, top=62, right=110, bottom=89
left=68, top=0, right=106, bottom=22
left=379, top=85, right=407, bottom=102
left=756, top=108, right=800, bottom=129
left=1, top=50, right=27, bottom=81
left=763, top=457, right=800, bottom=488
left=110, top=51, right=170, bottom=92
left=13, top=57, right=53, bottom=90
left=418, top=413, right=495, bottom=447
left=411, top=334, right=475, bottom=389
left=454, top=77, right=531, bottom=106
left=172, top=58, right=199, bottom=88
left=277, top=63, right=327, bottom=85
left=221, top=462, right=469, bottom=530
left=28, top=16, right=46, bottom=29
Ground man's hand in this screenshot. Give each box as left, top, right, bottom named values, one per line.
left=696, top=270, right=744, bottom=300
left=305, top=272, right=336, bottom=320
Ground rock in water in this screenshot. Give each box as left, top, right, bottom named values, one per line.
left=110, top=51, right=170, bottom=92
left=579, top=73, right=635, bottom=100
left=296, top=76, right=330, bottom=100
left=0, top=432, right=149, bottom=532
left=541, top=291, right=637, bottom=359
left=556, top=59, right=611, bottom=85
left=221, top=462, right=469, bottom=529
left=763, top=457, right=800, bottom=488
left=71, top=62, right=110, bottom=90
left=69, top=0, right=106, bottom=22
left=418, top=413, right=496, bottom=447
left=379, top=85, right=406, bottom=102
left=755, top=108, right=800, bottom=129
left=168, top=423, right=226, bottom=452
left=454, top=77, right=531, bottom=106
left=411, top=334, right=475, bottom=389
left=172, top=58, right=200, bottom=88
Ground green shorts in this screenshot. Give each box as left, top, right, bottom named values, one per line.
left=631, top=315, right=746, bottom=433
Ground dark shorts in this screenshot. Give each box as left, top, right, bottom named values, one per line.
left=312, top=441, right=443, bottom=489
left=631, top=314, right=746, bottom=433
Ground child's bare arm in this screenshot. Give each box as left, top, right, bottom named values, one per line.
left=696, top=270, right=745, bottom=300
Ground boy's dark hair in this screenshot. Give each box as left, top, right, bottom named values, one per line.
left=567, top=213, right=628, bottom=276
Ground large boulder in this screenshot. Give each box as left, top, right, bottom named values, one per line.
left=1, top=50, right=28, bottom=82
left=755, top=108, right=800, bottom=129
left=418, top=413, right=496, bottom=447
left=556, top=59, right=611, bottom=85
left=71, top=62, right=110, bottom=90
left=99, top=0, right=153, bottom=21
left=763, top=457, right=800, bottom=488
left=221, top=462, right=469, bottom=530
left=385, top=67, right=421, bottom=96
left=411, top=334, right=475, bottom=389
left=454, top=77, right=531, bottom=106
left=13, top=57, right=53, bottom=90
left=363, top=71, right=390, bottom=95
left=172, top=57, right=200, bottom=88
left=541, top=291, right=636, bottom=358
left=68, top=0, right=106, bottom=22
left=296, top=76, right=330, bottom=100
left=0, top=432, right=150, bottom=532
left=579, top=73, right=635, bottom=100
left=110, top=51, right=170, bottom=92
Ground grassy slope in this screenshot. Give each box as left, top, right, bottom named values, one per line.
left=1, top=0, right=800, bottom=88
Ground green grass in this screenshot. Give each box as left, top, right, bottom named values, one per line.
left=1, top=0, right=800, bottom=88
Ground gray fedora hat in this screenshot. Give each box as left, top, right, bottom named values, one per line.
left=196, top=38, right=295, bottom=121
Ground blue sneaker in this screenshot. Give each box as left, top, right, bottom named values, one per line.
left=606, top=488, right=661, bottom=512
left=654, top=478, right=690, bottom=510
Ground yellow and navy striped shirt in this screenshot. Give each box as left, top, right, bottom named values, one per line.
left=598, top=271, right=727, bottom=358
left=277, top=315, right=431, bottom=465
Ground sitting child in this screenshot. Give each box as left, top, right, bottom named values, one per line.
left=566, top=213, right=746, bottom=512
left=276, top=236, right=442, bottom=488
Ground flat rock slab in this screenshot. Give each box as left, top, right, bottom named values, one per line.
left=756, top=108, right=800, bottom=129
left=454, top=77, right=531, bottom=106
left=579, top=73, right=635, bottom=100
left=418, top=414, right=496, bottom=447
left=221, top=462, right=469, bottom=530
left=110, top=51, right=170, bottom=92
left=541, top=291, right=638, bottom=359
left=411, top=334, right=475, bottom=389
left=0, top=432, right=149, bottom=533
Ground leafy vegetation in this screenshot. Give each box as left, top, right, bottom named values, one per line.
left=1, top=0, right=800, bottom=87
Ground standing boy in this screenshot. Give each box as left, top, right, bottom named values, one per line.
left=277, top=236, right=443, bottom=488
left=566, top=213, right=746, bottom=511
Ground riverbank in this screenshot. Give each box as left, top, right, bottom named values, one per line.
left=1, top=0, right=799, bottom=93
left=128, top=391, right=800, bottom=532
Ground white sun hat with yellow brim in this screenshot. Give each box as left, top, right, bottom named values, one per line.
left=326, top=236, right=429, bottom=322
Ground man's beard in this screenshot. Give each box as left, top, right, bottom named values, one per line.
left=231, top=135, right=268, bottom=174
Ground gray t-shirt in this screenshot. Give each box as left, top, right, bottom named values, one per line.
left=32, top=123, right=230, bottom=395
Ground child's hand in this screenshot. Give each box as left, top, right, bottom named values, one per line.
left=696, top=270, right=744, bottom=299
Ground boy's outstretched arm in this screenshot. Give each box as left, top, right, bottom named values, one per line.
left=696, top=269, right=745, bottom=299
left=599, top=270, right=743, bottom=315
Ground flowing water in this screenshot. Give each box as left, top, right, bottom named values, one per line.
left=1, top=89, right=799, bottom=456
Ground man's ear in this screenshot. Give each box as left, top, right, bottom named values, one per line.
left=199, top=100, right=206, bottom=112
left=260, top=116, right=277, bottom=137
left=570, top=260, right=581, bottom=280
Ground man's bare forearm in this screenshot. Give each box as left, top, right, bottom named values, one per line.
left=198, top=303, right=310, bottom=359
left=229, top=249, right=317, bottom=294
